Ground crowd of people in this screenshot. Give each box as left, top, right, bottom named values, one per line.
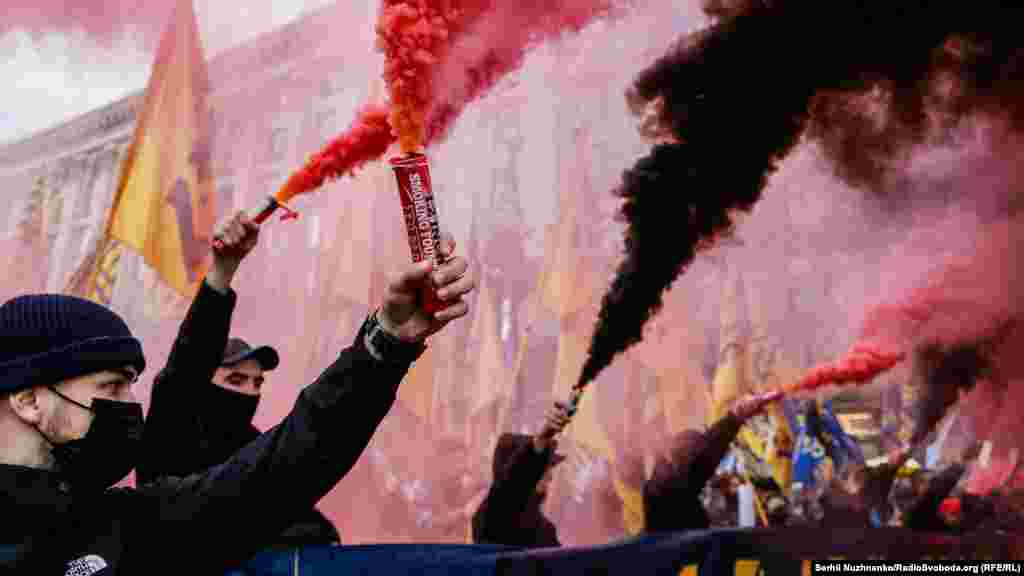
left=1, top=210, right=1020, bottom=575
left=470, top=386, right=1024, bottom=550
left=0, top=212, right=474, bottom=573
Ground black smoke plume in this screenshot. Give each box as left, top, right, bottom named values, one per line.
left=910, top=319, right=1015, bottom=444
left=578, top=1, right=1024, bottom=388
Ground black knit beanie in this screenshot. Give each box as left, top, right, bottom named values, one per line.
left=0, top=294, right=145, bottom=394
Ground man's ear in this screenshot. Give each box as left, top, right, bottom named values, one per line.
left=8, top=387, right=44, bottom=425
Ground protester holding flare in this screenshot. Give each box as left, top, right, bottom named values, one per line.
left=643, top=391, right=778, bottom=533
left=905, top=440, right=984, bottom=533
left=0, top=221, right=475, bottom=573
left=818, top=443, right=911, bottom=529
left=140, top=211, right=340, bottom=547
left=472, top=403, right=573, bottom=547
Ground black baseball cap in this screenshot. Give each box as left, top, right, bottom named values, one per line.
left=221, top=338, right=279, bottom=371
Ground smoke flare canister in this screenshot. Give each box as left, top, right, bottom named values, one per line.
left=211, top=196, right=299, bottom=251
left=390, top=153, right=450, bottom=314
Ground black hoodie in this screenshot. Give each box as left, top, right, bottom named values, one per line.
left=643, top=413, right=744, bottom=533
left=138, top=281, right=340, bottom=547
left=0, top=317, right=415, bottom=574
left=472, top=433, right=560, bottom=547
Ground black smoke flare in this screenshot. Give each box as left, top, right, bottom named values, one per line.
left=910, top=319, right=1015, bottom=444
left=578, top=1, right=1024, bottom=388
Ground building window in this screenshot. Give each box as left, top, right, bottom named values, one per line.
left=315, top=108, right=336, bottom=140
left=216, top=180, right=235, bottom=223
left=308, top=213, right=321, bottom=250
left=19, top=176, right=48, bottom=241
left=72, top=157, right=96, bottom=222
left=307, top=266, right=317, bottom=296
left=69, top=222, right=92, bottom=268
left=265, top=127, right=290, bottom=163
left=44, top=185, right=64, bottom=240
left=320, top=77, right=334, bottom=100
left=217, top=119, right=243, bottom=173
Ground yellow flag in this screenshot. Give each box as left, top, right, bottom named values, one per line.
left=766, top=401, right=795, bottom=494
left=612, top=477, right=645, bottom=536
left=539, top=126, right=602, bottom=321
left=328, top=78, right=391, bottom=307
left=467, top=274, right=508, bottom=415
left=745, top=272, right=800, bottom=492
left=398, top=345, right=436, bottom=424
left=105, top=0, right=215, bottom=296
left=554, top=327, right=613, bottom=459
left=709, top=264, right=749, bottom=424
left=65, top=237, right=115, bottom=305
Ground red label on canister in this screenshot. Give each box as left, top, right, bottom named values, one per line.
left=390, top=153, right=449, bottom=314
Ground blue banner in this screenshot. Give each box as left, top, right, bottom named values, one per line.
left=224, top=530, right=1021, bottom=575
left=790, top=400, right=864, bottom=490
left=819, top=400, right=865, bottom=470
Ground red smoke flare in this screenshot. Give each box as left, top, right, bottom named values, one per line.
left=423, top=0, right=625, bottom=146
left=275, top=105, right=395, bottom=204
left=376, top=0, right=624, bottom=151
left=377, top=0, right=491, bottom=153
left=784, top=344, right=905, bottom=394
left=279, top=0, right=622, bottom=200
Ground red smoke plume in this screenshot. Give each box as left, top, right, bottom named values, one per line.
left=378, top=0, right=625, bottom=151
left=784, top=344, right=905, bottom=395
left=860, top=211, right=1023, bottom=452
left=282, top=0, right=626, bottom=200
left=423, top=0, right=627, bottom=145
left=377, top=0, right=491, bottom=153
left=276, top=105, right=395, bottom=204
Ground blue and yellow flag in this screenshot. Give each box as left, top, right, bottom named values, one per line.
left=68, top=0, right=214, bottom=301
left=790, top=399, right=863, bottom=489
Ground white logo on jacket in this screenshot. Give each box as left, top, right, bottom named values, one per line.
left=65, top=554, right=109, bottom=576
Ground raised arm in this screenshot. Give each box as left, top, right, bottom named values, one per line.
left=137, top=212, right=257, bottom=483
left=156, top=211, right=256, bottom=390
left=134, top=235, right=475, bottom=571
left=687, top=392, right=776, bottom=492
left=472, top=404, right=571, bottom=543
left=905, top=442, right=981, bottom=532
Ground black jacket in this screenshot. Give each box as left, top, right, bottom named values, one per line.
left=138, top=281, right=340, bottom=546
left=0, top=318, right=415, bottom=575
left=904, top=463, right=966, bottom=532
left=643, top=413, right=743, bottom=533
left=820, top=462, right=903, bottom=528
left=472, top=434, right=559, bottom=548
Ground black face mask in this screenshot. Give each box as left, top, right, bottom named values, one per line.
left=42, top=390, right=144, bottom=492
left=204, top=383, right=260, bottom=432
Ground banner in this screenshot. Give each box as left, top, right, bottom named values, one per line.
left=222, top=530, right=1022, bottom=575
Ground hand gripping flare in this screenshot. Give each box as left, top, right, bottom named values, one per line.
left=211, top=196, right=299, bottom=251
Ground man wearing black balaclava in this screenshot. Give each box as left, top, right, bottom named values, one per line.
left=0, top=209, right=476, bottom=574
left=138, top=211, right=339, bottom=546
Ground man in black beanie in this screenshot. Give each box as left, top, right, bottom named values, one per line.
left=0, top=211, right=476, bottom=575
left=138, top=211, right=339, bottom=547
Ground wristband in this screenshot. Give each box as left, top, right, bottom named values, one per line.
left=363, top=312, right=425, bottom=365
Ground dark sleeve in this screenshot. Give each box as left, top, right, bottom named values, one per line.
left=137, top=281, right=237, bottom=483
left=905, top=463, right=966, bottom=531
left=959, top=493, right=994, bottom=533
left=642, top=415, right=741, bottom=532
left=864, top=462, right=900, bottom=510
left=685, top=413, right=744, bottom=495
left=540, top=518, right=561, bottom=548
left=471, top=442, right=551, bottom=543
left=132, top=327, right=417, bottom=571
